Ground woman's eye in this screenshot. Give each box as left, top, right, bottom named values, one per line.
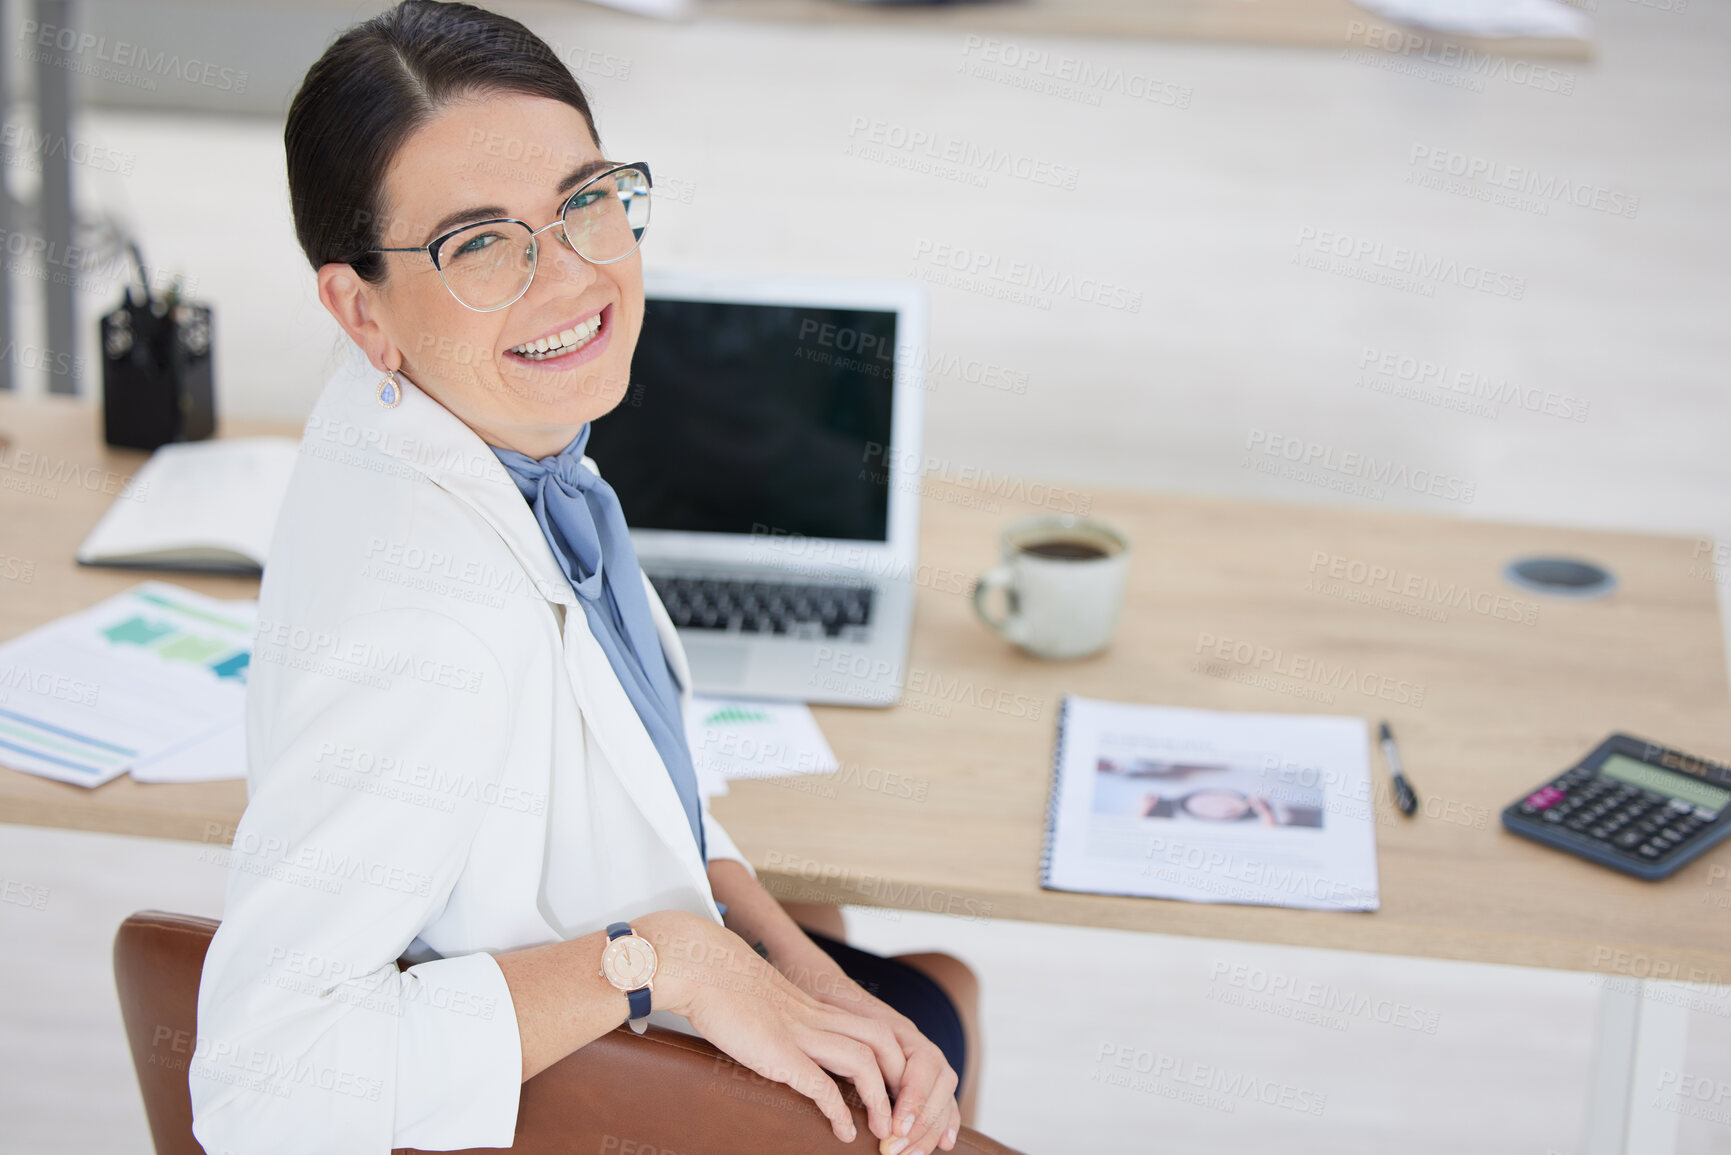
left=453, top=232, right=503, bottom=257
left=570, top=189, right=609, bottom=211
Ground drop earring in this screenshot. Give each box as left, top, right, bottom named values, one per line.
left=377, top=368, right=402, bottom=408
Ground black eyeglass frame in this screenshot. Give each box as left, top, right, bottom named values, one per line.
left=369, top=160, right=652, bottom=313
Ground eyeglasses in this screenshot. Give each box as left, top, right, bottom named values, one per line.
left=372, top=161, right=651, bottom=312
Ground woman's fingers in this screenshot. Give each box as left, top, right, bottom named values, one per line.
left=810, top=1003, right=908, bottom=1095
left=659, top=917, right=953, bottom=1146
left=809, top=978, right=960, bottom=1154
left=792, top=1020, right=894, bottom=1140
left=889, top=1042, right=959, bottom=1155
left=896, top=1084, right=958, bottom=1155
left=747, top=1040, right=858, bottom=1144
left=889, top=1041, right=943, bottom=1136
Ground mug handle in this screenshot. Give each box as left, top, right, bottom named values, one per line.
left=971, top=565, right=1024, bottom=643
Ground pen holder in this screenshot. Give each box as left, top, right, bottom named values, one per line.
left=100, top=247, right=215, bottom=450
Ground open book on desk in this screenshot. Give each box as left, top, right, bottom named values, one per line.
left=76, top=437, right=299, bottom=574
left=1042, top=695, right=1380, bottom=912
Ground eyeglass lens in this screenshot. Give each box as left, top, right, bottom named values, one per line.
left=433, top=166, right=651, bottom=311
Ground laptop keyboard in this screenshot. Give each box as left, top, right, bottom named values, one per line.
left=648, top=574, right=874, bottom=639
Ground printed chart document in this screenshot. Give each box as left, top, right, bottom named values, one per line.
left=0, top=583, right=253, bottom=786
left=682, top=694, right=839, bottom=798
left=1042, top=695, right=1379, bottom=911
left=129, top=718, right=247, bottom=784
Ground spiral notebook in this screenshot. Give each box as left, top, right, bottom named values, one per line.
left=1041, top=695, right=1380, bottom=911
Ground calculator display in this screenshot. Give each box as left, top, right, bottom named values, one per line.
left=1600, top=754, right=1730, bottom=812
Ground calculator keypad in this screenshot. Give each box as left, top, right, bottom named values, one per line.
left=1516, top=771, right=1718, bottom=864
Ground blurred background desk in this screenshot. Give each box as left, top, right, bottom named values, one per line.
left=701, top=0, right=1593, bottom=58
left=3, top=392, right=1728, bottom=981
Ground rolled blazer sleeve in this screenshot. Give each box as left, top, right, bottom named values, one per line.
left=190, top=608, right=522, bottom=1154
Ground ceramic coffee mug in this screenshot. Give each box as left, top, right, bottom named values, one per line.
left=971, top=514, right=1131, bottom=659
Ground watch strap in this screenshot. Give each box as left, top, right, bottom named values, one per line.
left=625, top=985, right=651, bottom=1030
left=605, top=921, right=651, bottom=1032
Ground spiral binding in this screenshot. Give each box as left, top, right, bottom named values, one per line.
left=1037, top=693, right=1075, bottom=889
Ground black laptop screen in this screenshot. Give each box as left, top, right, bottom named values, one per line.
left=589, top=297, right=897, bottom=543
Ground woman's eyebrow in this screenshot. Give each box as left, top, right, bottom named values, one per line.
left=425, top=204, right=508, bottom=243
left=421, top=159, right=616, bottom=244
left=556, top=157, right=613, bottom=197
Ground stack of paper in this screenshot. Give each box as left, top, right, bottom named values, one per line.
left=682, top=694, right=839, bottom=798
left=1352, top=0, right=1591, bottom=39
left=0, top=583, right=254, bottom=786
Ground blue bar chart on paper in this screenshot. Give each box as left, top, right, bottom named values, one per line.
left=0, top=583, right=254, bottom=787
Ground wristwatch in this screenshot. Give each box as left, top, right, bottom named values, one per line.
left=598, top=921, right=657, bottom=1034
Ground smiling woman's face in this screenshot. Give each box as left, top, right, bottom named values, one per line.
left=320, top=91, right=641, bottom=459
left=1183, top=790, right=1251, bottom=821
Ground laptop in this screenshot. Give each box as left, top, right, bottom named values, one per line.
left=590, top=270, right=927, bottom=707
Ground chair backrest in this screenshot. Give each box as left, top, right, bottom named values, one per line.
left=113, top=910, right=1025, bottom=1155
left=113, top=911, right=215, bottom=1155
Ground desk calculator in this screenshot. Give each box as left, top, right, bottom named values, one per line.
left=1501, top=734, right=1731, bottom=881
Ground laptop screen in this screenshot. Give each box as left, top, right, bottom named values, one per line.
left=590, top=297, right=897, bottom=543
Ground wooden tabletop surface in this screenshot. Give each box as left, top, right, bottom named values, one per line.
left=3, top=393, right=1725, bottom=978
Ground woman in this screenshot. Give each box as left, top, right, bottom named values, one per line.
left=189, top=4, right=975, bottom=1152
left=1141, top=788, right=1325, bottom=827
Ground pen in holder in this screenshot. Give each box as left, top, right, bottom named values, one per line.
left=101, top=242, right=215, bottom=450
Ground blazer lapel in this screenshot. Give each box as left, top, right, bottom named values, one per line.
left=559, top=600, right=712, bottom=896
left=318, top=343, right=579, bottom=611
left=323, top=343, right=713, bottom=905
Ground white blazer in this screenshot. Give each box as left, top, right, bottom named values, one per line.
left=189, top=340, right=751, bottom=1154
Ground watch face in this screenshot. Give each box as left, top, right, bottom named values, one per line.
left=601, top=934, right=657, bottom=991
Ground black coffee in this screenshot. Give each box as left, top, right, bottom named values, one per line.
left=1020, top=538, right=1109, bottom=561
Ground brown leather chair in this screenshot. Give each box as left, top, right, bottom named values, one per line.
left=114, top=910, right=1024, bottom=1155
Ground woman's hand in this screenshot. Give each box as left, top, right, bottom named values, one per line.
left=633, top=910, right=907, bottom=1145
left=775, top=939, right=962, bottom=1155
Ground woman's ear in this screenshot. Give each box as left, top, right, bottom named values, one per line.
left=317, top=263, right=400, bottom=373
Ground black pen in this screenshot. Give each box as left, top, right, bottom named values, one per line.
left=1379, top=721, right=1419, bottom=817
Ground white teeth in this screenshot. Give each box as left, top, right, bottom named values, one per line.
left=511, top=314, right=603, bottom=360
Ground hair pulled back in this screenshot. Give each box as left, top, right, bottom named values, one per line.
left=285, top=0, right=598, bottom=283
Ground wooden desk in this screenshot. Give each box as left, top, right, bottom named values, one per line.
left=3, top=394, right=1726, bottom=980
left=721, top=472, right=1731, bottom=981
left=0, top=396, right=277, bottom=836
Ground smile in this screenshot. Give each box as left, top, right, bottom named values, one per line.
left=508, top=311, right=603, bottom=360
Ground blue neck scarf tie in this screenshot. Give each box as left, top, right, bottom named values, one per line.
left=490, top=424, right=707, bottom=866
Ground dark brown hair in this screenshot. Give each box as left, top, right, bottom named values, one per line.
left=284, top=0, right=599, bottom=283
